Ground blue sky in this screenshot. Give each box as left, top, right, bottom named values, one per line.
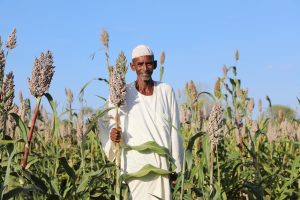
left=1, top=0, right=300, bottom=114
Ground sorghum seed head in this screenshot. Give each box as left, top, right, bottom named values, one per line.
left=0, top=50, right=5, bottom=78
left=247, top=98, right=254, bottom=113
left=214, top=78, right=221, bottom=99
left=235, top=49, right=239, bottom=61
left=222, top=64, right=227, bottom=78
left=18, top=101, right=26, bottom=121
left=6, top=28, right=17, bottom=50
left=258, top=99, right=262, bottom=112
left=189, top=80, right=198, bottom=103
left=179, top=104, right=191, bottom=124
left=250, top=120, right=258, bottom=137
left=100, top=29, right=109, bottom=49
left=28, top=50, right=55, bottom=97
left=109, top=52, right=127, bottom=107
left=278, top=110, right=284, bottom=122
left=7, top=104, right=18, bottom=137
left=160, top=51, right=165, bottom=65
left=177, top=88, right=181, bottom=99
left=207, top=104, right=224, bottom=145
left=115, top=51, right=127, bottom=76
left=2, top=71, right=15, bottom=111
left=65, top=88, right=74, bottom=104
left=235, top=110, right=243, bottom=128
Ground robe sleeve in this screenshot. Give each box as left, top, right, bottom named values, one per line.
left=98, top=101, right=117, bottom=162
left=169, top=88, right=184, bottom=173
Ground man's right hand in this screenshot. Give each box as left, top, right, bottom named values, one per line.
left=110, top=128, right=122, bottom=143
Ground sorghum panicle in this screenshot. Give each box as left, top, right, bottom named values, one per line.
left=188, top=80, right=198, bottom=103
left=207, top=104, right=224, bottom=145
left=28, top=50, right=55, bottom=97
left=222, top=64, right=227, bottom=78
left=250, top=120, right=258, bottom=137
left=2, top=71, right=15, bottom=111
left=6, top=28, right=17, bottom=50
left=235, top=49, right=239, bottom=61
left=160, top=51, right=165, bottom=65
left=258, top=99, right=262, bottom=112
left=109, top=52, right=127, bottom=107
left=179, top=104, right=191, bottom=124
left=100, top=29, right=109, bottom=49
left=0, top=50, right=5, bottom=79
left=65, top=88, right=74, bottom=104
left=247, top=98, right=254, bottom=114
left=115, top=51, right=127, bottom=76
left=7, top=104, right=18, bottom=137
left=214, top=78, right=221, bottom=98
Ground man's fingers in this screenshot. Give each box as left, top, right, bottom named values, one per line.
left=110, top=128, right=122, bottom=143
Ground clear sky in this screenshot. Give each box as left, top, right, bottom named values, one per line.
left=1, top=0, right=300, bottom=114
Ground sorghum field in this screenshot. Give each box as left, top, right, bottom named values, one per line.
left=0, top=29, right=299, bottom=200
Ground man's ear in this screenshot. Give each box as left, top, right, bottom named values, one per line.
left=130, top=62, right=136, bottom=71
left=153, top=60, right=157, bottom=69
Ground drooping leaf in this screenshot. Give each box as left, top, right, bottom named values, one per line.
left=79, top=77, right=109, bottom=99
left=123, top=141, right=171, bottom=158
left=2, top=185, right=36, bottom=200
left=95, top=95, right=107, bottom=102
left=197, top=91, right=216, bottom=102
left=121, top=164, right=170, bottom=181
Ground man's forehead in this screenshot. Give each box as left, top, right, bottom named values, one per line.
left=132, top=55, right=154, bottom=62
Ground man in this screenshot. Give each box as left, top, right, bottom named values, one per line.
left=101, top=45, right=184, bottom=199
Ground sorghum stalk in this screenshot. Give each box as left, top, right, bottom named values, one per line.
left=216, top=145, right=220, bottom=185
left=115, top=108, right=121, bottom=200
left=21, top=96, right=41, bottom=170
left=22, top=50, right=54, bottom=170
left=109, top=52, right=127, bottom=200
left=210, top=143, right=214, bottom=188
left=180, top=150, right=186, bottom=200
left=207, top=104, right=223, bottom=189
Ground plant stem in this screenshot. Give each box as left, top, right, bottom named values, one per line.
left=216, top=145, right=220, bottom=186
left=21, top=96, right=41, bottom=170
left=180, top=148, right=186, bottom=200
left=115, top=108, right=121, bottom=200
left=210, top=143, right=214, bottom=187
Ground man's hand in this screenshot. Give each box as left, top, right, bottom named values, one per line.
left=170, top=172, right=178, bottom=185
left=110, top=127, right=122, bottom=143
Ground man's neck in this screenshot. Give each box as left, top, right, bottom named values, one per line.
left=135, top=79, right=154, bottom=96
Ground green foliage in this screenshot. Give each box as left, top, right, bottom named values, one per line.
left=266, top=104, right=297, bottom=121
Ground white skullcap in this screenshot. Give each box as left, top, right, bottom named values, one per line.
left=132, top=44, right=153, bottom=59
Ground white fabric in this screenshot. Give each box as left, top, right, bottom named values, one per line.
left=132, top=44, right=153, bottom=59
left=100, top=81, right=184, bottom=200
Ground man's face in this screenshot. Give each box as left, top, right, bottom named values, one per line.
left=130, top=55, right=157, bottom=82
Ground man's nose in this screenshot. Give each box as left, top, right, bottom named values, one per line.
left=141, top=63, right=148, bottom=70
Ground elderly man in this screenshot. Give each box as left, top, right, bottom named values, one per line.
left=101, top=45, right=184, bottom=200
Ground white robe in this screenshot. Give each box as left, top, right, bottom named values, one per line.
left=100, top=81, right=184, bottom=200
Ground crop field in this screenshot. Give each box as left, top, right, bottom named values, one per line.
left=0, top=30, right=299, bottom=200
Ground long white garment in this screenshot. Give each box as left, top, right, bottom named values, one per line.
left=100, top=81, right=184, bottom=200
